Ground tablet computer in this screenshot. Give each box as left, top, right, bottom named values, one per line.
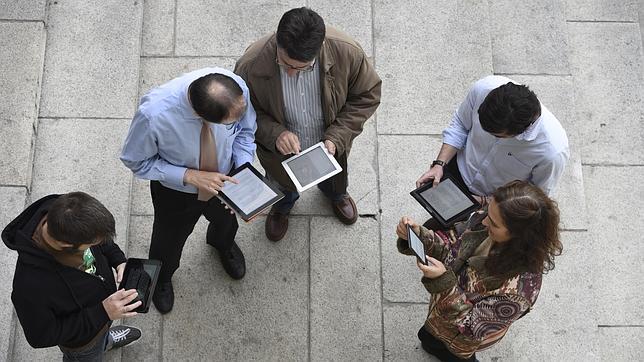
left=219, top=163, right=284, bottom=222
left=281, top=142, right=343, bottom=193
left=407, top=225, right=427, bottom=264
left=120, top=258, right=162, bottom=313
left=410, top=174, right=480, bottom=227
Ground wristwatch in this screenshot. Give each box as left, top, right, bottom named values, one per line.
left=431, top=160, right=445, bottom=168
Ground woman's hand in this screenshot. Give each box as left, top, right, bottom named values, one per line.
left=417, top=256, right=447, bottom=279
left=396, top=216, right=421, bottom=240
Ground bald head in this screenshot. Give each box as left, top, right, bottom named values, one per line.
left=188, top=73, right=245, bottom=124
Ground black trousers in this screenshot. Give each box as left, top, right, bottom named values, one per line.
left=149, top=181, right=238, bottom=282
left=417, top=326, right=477, bottom=362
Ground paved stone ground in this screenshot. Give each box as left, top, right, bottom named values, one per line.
left=1, top=0, right=643, bottom=361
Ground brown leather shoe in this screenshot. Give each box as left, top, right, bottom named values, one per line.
left=265, top=210, right=289, bottom=242
left=332, top=195, right=358, bottom=225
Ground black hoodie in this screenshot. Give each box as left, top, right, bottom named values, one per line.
left=2, top=194, right=127, bottom=349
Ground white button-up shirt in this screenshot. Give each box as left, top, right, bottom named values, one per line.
left=443, top=75, right=569, bottom=196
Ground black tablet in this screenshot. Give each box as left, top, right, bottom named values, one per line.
left=120, top=258, right=162, bottom=313
left=407, top=225, right=427, bottom=264
left=219, top=163, right=284, bottom=222
left=410, top=174, right=481, bottom=227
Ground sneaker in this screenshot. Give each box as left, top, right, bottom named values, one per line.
left=107, top=325, right=141, bottom=350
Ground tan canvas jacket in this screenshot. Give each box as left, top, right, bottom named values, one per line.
left=234, top=27, right=381, bottom=191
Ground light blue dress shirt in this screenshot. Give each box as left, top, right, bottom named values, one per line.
left=443, top=75, right=569, bottom=196
left=120, top=67, right=257, bottom=194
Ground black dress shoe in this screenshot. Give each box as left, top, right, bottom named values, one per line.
left=265, top=210, right=289, bottom=242
left=152, top=281, right=174, bottom=314
left=220, top=242, right=246, bottom=280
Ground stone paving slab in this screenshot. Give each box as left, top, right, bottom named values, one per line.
left=596, top=327, right=644, bottom=361
left=121, top=215, right=163, bottom=362
left=510, top=74, right=586, bottom=230
left=565, top=0, right=639, bottom=22
left=130, top=178, right=153, bottom=216
left=309, top=0, right=373, bottom=57
left=175, top=0, right=301, bottom=56
left=0, top=187, right=26, bottom=361
left=141, top=0, right=174, bottom=56
left=490, top=0, right=569, bottom=75
left=567, top=22, right=644, bottom=165
left=374, top=0, right=492, bottom=135
left=0, top=22, right=44, bottom=186
left=378, top=135, right=443, bottom=303
left=383, top=303, right=434, bottom=361
left=30, top=119, right=132, bottom=247
left=583, top=166, right=644, bottom=325
left=310, top=217, right=381, bottom=361
left=39, top=0, right=142, bottom=118
left=162, top=216, right=309, bottom=360
left=0, top=0, right=45, bottom=20
left=139, top=57, right=238, bottom=99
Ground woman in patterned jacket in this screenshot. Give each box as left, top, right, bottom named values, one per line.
left=396, top=180, right=562, bottom=361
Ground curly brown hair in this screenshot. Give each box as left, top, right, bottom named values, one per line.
left=485, top=180, right=562, bottom=276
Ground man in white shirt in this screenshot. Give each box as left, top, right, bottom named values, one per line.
left=416, top=75, right=569, bottom=202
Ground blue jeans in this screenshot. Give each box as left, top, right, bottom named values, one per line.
left=60, top=331, right=111, bottom=362
left=272, top=178, right=347, bottom=214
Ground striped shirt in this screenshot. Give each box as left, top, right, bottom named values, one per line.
left=279, top=60, right=326, bottom=150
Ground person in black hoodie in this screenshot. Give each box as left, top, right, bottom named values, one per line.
left=2, top=192, right=143, bottom=361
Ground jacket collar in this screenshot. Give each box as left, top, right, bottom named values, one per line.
left=251, top=33, right=334, bottom=78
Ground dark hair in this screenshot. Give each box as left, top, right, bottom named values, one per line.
left=478, top=82, right=541, bottom=136
left=188, top=73, right=244, bottom=124
left=486, top=180, right=562, bottom=276
left=276, top=7, right=325, bottom=62
left=47, top=192, right=116, bottom=247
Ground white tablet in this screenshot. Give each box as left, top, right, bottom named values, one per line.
left=281, top=142, right=343, bottom=193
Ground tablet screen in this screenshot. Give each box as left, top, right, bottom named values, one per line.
left=408, top=227, right=426, bottom=264
left=285, top=146, right=337, bottom=187
left=221, top=168, right=279, bottom=215
left=419, top=178, right=475, bottom=220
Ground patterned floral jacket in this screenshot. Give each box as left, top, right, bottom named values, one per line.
left=397, top=216, right=542, bottom=358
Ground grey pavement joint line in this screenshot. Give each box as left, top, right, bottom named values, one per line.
left=172, top=0, right=177, bottom=56
left=369, top=1, right=384, bottom=355
left=307, top=216, right=312, bottom=362
left=0, top=185, right=29, bottom=189
left=581, top=163, right=644, bottom=167
left=376, top=133, right=443, bottom=137
left=0, top=19, right=44, bottom=23
left=37, top=117, right=132, bottom=121
left=597, top=325, right=644, bottom=328
left=566, top=20, right=638, bottom=24
left=141, top=55, right=239, bottom=59
left=494, top=72, right=572, bottom=77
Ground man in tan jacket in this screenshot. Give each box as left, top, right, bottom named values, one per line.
left=235, top=7, right=381, bottom=241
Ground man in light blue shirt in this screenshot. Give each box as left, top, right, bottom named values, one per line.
left=120, top=68, right=257, bottom=314
left=416, top=75, right=569, bottom=201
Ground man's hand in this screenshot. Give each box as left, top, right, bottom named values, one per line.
left=324, top=140, right=336, bottom=156
left=396, top=216, right=421, bottom=240
left=417, top=256, right=447, bottom=279
left=276, top=131, right=301, bottom=155
left=102, top=289, right=141, bottom=320
left=416, top=165, right=444, bottom=188
left=115, top=262, right=126, bottom=285
left=184, top=169, right=238, bottom=194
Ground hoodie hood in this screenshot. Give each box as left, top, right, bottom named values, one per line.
left=2, top=194, right=62, bottom=269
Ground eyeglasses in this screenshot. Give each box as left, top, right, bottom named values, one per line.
left=276, top=55, right=315, bottom=73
